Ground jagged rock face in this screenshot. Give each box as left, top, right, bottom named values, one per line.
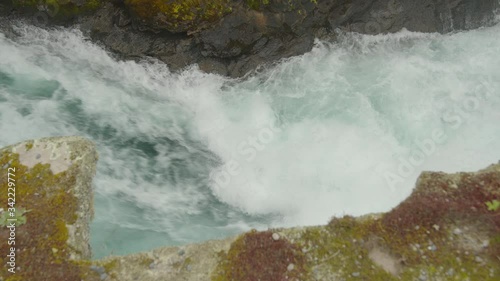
left=1, top=0, right=498, bottom=77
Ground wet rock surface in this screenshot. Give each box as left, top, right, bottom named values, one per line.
left=0, top=0, right=498, bottom=77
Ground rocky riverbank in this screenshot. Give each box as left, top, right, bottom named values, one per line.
left=0, top=136, right=499, bottom=280
left=0, top=0, right=498, bottom=77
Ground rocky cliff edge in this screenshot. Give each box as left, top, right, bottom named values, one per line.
left=1, top=136, right=499, bottom=280
left=0, top=0, right=498, bottom=77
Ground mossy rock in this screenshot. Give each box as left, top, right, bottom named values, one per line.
left=0, top=136, right=100, bottom=280
left=212, top=230, right=308, bottom=281
left=124, top=0, right=232, bottom=33
left=2, top=136, right=499, bottom=281
left=93, top=163, right=500, bottom=281
left=209, top=164, right=500, bottom=281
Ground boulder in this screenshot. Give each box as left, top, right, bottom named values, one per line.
left=0, top=136, right=99, bottom=280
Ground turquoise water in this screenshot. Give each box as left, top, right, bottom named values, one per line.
left=1, top=23, right=500, bottom=259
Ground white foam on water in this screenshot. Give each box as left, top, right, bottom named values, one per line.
left=198, top=26, right=500, bottom=226
left=1, top=22, right=499, bottom=257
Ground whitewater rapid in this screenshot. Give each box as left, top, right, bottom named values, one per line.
left=1, top=23, right=499, bottom=258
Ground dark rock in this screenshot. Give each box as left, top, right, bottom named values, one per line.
left=1, top=0, right=498, bottom=77
left=198, top=59, right=229, bottom=76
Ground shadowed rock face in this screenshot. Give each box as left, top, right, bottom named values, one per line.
left=1, top=0, right=498, bottom=77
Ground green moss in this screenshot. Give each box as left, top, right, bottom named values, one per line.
left=5, top=275, right=23, bottom=281
left=0, top=151, right=99, bottom=281
left=313, top=169, right=500, bottom=280
left=24, top=141, right=33, bottom=151
left=102, top=259, right=119, bottom=272
left=125, top=0, right=232, bottom=32
left=301, top=218, right=396, bottom=281
left=138, top=256, right=155, bottom=267
left=246, top=0, right=269, bottom=10
left=210, top=211, right=500, bottom=280
left=173, top=256, right=193, bottom=271
left=93, top=258, right=119, bottom=279
left=299, top=212, right=500, bottom=280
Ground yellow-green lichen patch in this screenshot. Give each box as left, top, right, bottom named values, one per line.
left=299, top=218, right=397, bottom=281
left=124, top=0, right=232, bottom=33
left=24, top=141, right=33, bottom=151
left=316, top=167, right=500, bottom=280
left=212, top=230, right=308, bottom=281
left=101, top=258, right=119, bottom=272
left=0, top=151, right=99, bottom=281
left=246, top=0, right=270, bottom=10
left=92, top=258, right=120, bottom=279
left=302, top=199, right=500, bottom=281
left=138, top=256, right=155, bottom=267
left=172, top=256, right=193, bottom=271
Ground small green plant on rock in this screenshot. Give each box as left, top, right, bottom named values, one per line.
left=486, top=200, right=500, bottom=211
left=0, top=207, right=29, bottom=227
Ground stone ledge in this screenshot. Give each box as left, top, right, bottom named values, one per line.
left=1, top=137, right=499, bottom=280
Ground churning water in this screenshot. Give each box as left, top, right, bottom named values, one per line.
left=1, top=22, right=499, bottom=258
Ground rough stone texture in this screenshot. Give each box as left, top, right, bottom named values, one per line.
left=0, top=136, right=99, bottom=280
left=0, top=0, right=498, bottom=77
left=95, top=162, right=500, bottom=281
left=1, top=137, right=500, bottom=280
left=94, top=237, right=237, bottom=281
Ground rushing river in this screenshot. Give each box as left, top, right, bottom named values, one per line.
left=1, top=22, right=499, bottom=258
